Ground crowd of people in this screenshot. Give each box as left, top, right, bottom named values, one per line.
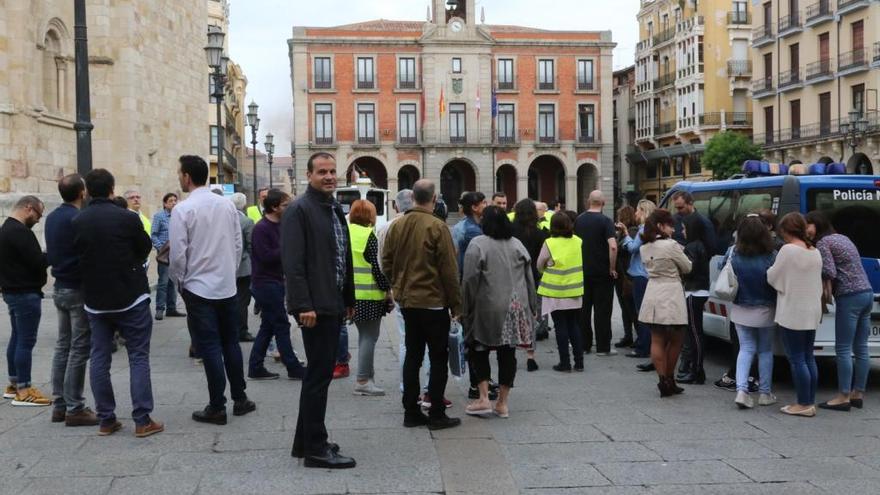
left=0, top=151, right=874, bottom=470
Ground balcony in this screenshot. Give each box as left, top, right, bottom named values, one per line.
left=577, top=133, right=597, bottom=144
left=356, top=136, right=377, bottom=146
left=805, top=58, right=834, bottom=83
left=752, top=25, right=774, bottom=47
left=752, top=77, right=775, bottom=98
left=357, top=80, right=375, bottom=90
left=398, top=80, right=417, bottom=90
left=778, top=69, right=803, bottom=91
left=397, top=136, right=418, bottom=145
left=449, top=135, right=467, bottom=144
left=727, top=11, right=751, bottom=25
left=837, top=0, right=871, bottom=16
left=314, top=80, right=332, bottom=90
left=873, top=42, right=880, bottom=68
left=493, top=131, right=519, bottom=146
left=728, top=112, right=753, bottom=128
left=496, top=81, right=515, bottom=91
left=805, top=0, right=833, bottom=26
left=727, top=60, right=752, bottom=78
left=652, top=27, right=675, bottom=47
left=538, top=135, right=558, bottom=145
left=653, top=73, right=676, bottom=89
left=778, top=13, right=803, bottom=38
left=538, top=81, right=556, bottom=91
left=698, top=113, right=722, bottom=127
left=838, top=48, right=869, bottom=75
left=654, top=121, right=676, bottom=137
left=313, top=137, right=334, bottom=146
left=757, top=119, right=844, bottom=147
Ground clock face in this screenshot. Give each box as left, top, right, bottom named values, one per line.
left=450, top=20, right=463, bottom=32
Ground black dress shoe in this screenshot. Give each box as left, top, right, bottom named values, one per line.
left=239, top=332, right=256, bottom=342
left=192, top=406, right=227, bottom=425
left=527, top=359, right=539, bottom=372
left=165, top=310, right=186, bottom=317
left=636, top=362, right=655, bottom=372
left=303, top=448, right=356, bottom=469
left=851, top=398, right=864, bottom=409
left=403, top=411, right=429, bottom=428
left=614, top=338, right=634, bottom=348
left=626, top=351, right=649, bottom=358
left=248, top=368, right=279, bottom=380
left=427, top=414, right=461, bottom=431
left=678, top=369, right=705, bottom=385
left=552, top=363, right=572, bottom=373
left=233, top=399, right=256, bottom=416
left=292, top=442, right=339, bottom=458
left=818, top=401, right=851, bottom=412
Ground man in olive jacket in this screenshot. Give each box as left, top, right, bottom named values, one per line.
left=381, top=179, right=461, bottom=430
left=281, top=152, right=356, bottom=469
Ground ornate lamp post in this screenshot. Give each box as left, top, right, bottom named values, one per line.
left=74, top=0, right=93, bottom=174
left=246, top=101, right=259, bottom=202
left=265, top=133, right=275, bottom=189
left=205, top=28, right=227, bottom=185
left=839, top=107, right=870, bottom=172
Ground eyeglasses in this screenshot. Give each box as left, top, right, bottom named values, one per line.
left=127, top=195, right=141, bottom=200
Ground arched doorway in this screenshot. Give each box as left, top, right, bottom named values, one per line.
left=576, top=163, right=599, bottom=213
left=397, top=165, right=420, bottom=191
left=495, top=164, right=518, bottom=206
left=347, top=157, right=387, bottom=189
left=528, top=155, right=565, bottom=204
left=847, top=152, right=874, bottom=175
left=440, top=159, right=476, bottom=206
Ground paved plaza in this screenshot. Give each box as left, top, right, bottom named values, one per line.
left=0, top=299, right=879, bottom=494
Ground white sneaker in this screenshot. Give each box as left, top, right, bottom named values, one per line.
left=758, top=393, right=777, bottom=406
left=595, top=350, right=618, bottom=357
left=735, top=390, right=755, bottom=409
left=353, top=380, right=385, bottom=396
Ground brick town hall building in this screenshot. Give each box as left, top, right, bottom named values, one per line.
left=288, top=0, right=616, bottom=212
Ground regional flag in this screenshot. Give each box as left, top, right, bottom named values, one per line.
left=439, top=87, right=446, bottom=118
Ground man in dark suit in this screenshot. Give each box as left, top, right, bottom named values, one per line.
left=72, top=169, right=163, bottom=438
left=282, top=152, right=356, bottom=469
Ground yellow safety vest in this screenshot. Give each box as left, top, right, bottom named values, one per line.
left=246, top=205, right=262, bottom=224
left=538, top=216, right=550, bottom=231
left=538, top=235, right=584, bottom=298
left=135, top=211, right=151, bottom=236
left=348, top=223, right=385, bottom=301
left=507, top=211, right=516, bottom=222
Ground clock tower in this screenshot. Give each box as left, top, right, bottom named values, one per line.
left=431, top=0, right=476, bottom=27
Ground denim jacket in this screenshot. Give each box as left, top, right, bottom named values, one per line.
left=622, top=226, right=647, bottom=278
left=727, top=248, right=777, bottom=307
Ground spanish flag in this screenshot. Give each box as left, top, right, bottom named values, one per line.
left=439, top=87, right=446, bottom=119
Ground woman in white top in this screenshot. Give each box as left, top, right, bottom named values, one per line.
left=767, top=213, right=824, bottom=417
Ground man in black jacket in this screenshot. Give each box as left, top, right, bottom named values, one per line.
left=0, top=195, right=50, bottom=406
left=281, top=152, right=356, bottom=469
left=72, top=169, right=163, bottom=438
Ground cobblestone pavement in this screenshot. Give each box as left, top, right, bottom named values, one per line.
left=0, top=299, right=878, bottom=494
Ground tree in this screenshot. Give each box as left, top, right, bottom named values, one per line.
left=702, top=131, right=763, bottom=180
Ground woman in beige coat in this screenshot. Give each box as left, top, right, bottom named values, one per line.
left=639, top=209, right=693, bottom=397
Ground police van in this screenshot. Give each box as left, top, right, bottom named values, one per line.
left=661, top=162, right=880, bottom=357
left=333, top=178, right=393, bottom=229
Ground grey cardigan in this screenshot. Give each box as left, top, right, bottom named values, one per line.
left=461, top=235, right=537, bottom=347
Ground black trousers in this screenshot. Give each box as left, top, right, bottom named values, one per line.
left=614, top=275, right=636, bottom=340
left=235, top=276, right=251, bottom=337
left=684, top=295, right=708, bottom=373
left=401, top=308, right=449, bottom=418
left=581, top=276, right=615, bottom=353
left=293, top=314, right=341, bottom=456
left=469, top=346, right=516, bottom=388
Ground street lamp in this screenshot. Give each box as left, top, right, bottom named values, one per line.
left=74, top=0, right=94, bottom=174
left=839, top=107, right=870, bottom=171
left=265, top=133, right=275, bottom=189
left=246, top=101, right=259, bottom=202
left=205, top=27, right=227, bottom=185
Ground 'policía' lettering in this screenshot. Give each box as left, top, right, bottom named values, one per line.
left=832, top=189, right=879, bottom=201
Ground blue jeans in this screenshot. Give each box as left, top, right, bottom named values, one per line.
left=3, top=292, right=42, bottom=388
left=248, top=281, right=303, bottom=374
left=552, top=309, right=583, bottom=368
left=155, top=263, right=178, bottom=312
left=51, top=288, right=91, bottom=413
left=834, top=290, right=873, bottom=394
left=735, top=322, right=775, bottom=394
left=781, top=327, right=818, bottom=405
left=336, top=324, right=349, bottom=364
left=87, top=300, right=154, bottom=426
left=631, top=276, right=650, bottom=356
left=182, top=290, right=247, bottom=410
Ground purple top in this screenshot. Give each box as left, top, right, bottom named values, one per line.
left=816, top=233, right=872, bottom=297
left=251, top=218, right=283, bottom=286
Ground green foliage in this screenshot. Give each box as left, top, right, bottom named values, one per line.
left=702, top=131, right=763, bottom=180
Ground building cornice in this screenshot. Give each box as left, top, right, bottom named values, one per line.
left=288, top=36, right=615, bottom=50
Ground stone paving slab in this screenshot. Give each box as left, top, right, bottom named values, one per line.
left=640, top=438, right=782, bottom=461
left=727, top=456, right=880, bottom=482
left=593, top=460, right=751, bottom=485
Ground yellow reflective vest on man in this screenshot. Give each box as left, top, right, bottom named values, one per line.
left=348, top=223, right=385, bottom=301
left=537, top=235, right=584, bottom=299
left=246, top=205, right=262, bottom=224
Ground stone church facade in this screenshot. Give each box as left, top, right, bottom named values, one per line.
left=0, top=0, right=208, bottom=219
left=288, top=0, right=616, bottom=213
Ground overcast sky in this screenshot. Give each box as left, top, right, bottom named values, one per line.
left=227, top=0, right=640, bottom=155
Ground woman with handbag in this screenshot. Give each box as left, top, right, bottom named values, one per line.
left=461, top=206, right=537, bottom=418
left=720, top=215, right=778, bottom=409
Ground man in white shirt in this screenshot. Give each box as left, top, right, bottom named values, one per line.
left=169, top=155, right=255, bottom=425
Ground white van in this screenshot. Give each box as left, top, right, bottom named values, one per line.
left=333, top=178, right=393, bottom=229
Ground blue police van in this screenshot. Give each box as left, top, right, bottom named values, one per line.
left=661, top=166, right=880, bottom=357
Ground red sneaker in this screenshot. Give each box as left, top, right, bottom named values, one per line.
left=332, top=363, right=350, bottom=379
left=419, top=394, right=452, bottom=409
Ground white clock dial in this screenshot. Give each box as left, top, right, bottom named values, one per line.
left=450, top=20, right=463, bottom=32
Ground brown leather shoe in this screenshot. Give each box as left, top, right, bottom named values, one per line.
left=135, top=419, right=164, bottom=438
left=98, top=421, right=123, bottom=436
left=51, top=409, right=66, bottom=423
left=65, top=408, right=100, bottom=427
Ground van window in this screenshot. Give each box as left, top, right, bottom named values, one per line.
left=366, top=191, right=385, bottom=216
left=808, top=188, right=880, bottom=259
left=691, top=190, right=735, bottom=251
left=735, top=188, right=781, bottom=221
left=336, top=191, right=360, bottom=214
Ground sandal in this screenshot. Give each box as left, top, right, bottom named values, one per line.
left=465, top=403, right=492, bottom=417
